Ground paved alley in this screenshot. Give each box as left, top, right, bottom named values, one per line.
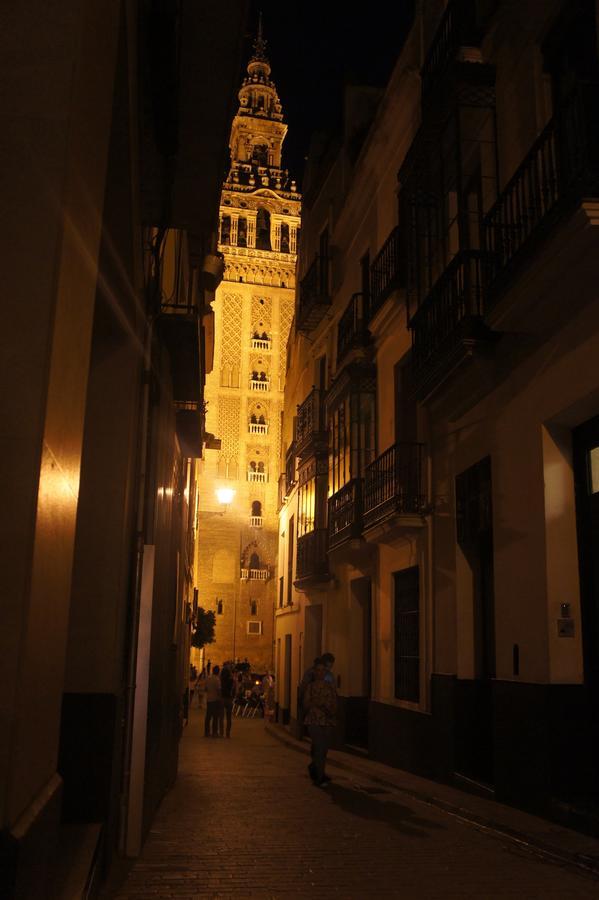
left=113, top=715, right=599, bottom=899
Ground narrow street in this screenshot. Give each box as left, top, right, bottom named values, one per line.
left=113, top=715, right=599, bottom=899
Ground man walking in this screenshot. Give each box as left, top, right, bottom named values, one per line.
left=204, top=664, right=222, bottom=737
left=303, top=660, right=337, bottom=787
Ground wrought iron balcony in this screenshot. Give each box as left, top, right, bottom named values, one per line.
left=409, top=249, right=492, bottom=398
left=295, top=528, right=329, bottom=583
left=174, top=401, right=203, bottom=458
left=337, top=293, right=370, bottom=368
left=285, top=442, right=297, bottom=493
left=363, top=443, right=426, bottom=531
left=421, top=0, right=496, bottom=99
left=483, top=82, right=599, bottom=301
left=278, top=472, right=287, bottom=510
left=328, top=479, right=363, bottom=549
left=297, top=254, right=330, bottom=333
left=296, top=388, right=327, bottom=459
left=370, top=227, right=402, bottom=318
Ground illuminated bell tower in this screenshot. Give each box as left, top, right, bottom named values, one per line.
left=196, top=22, right=301, bottom=671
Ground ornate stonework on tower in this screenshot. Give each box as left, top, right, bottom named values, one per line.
left=196, top=24, right=301, bottom=671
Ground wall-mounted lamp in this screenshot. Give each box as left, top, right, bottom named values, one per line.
left=215, top=487, right=235, bottom=507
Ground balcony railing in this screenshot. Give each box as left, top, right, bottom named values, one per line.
left=328, top=479, right=363, bottom=549
left=278, top=472, right=287, bottom=509
left=337, top=293, right=370, bottom=367
left=249, top=516, right=263, bottom=528
left=421, top=0, right=494, bottom=98
left=297, top=254, right=330, bottom=333
left=484, top=82, right=599, bottom=296
left=363, top=443, right=426, bottom=530
left=247, top=470, right=267, bottom=483
left=295, top=528, right=329, bottom=582
left=409, top=249, right=489, bottom=383
left=296, top=388, right=326, bottom=457
left=370, top=227, right=402, bottom=317
left=251, top=337, right=271, bottom=350
left=249, top=421, right=268, bottom=434
left=250, top=377, right=270, bottom=392
left=241, top=567, right=269, bottom=581
left=285, top=442, right=297, bottom=493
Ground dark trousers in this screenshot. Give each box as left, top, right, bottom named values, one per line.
left=308, top=724, right=333, bottom=781
left=221, top=698, right=233, bottom=736
left=205, top=700, right=222, bottom=736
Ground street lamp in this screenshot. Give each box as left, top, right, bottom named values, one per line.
left=215, top=486, right=235, bottom=507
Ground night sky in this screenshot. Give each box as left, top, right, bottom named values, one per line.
left=245, top=1, right=416, bottom=184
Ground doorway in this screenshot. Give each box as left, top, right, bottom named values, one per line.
left=455, top=457, right=495, bottom=786
left=346, top=577, right=372, bottom=749
left=573, top=415, right=599, bottom=799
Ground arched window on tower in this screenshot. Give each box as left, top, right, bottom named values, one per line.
left=220, top=215, right=231, bottom=245
left=256, top=208, right=271, bottom=250
left=238, top=217, right=247, bottom=247
left=217, top=599, right=224, bottom=615
left=250, top=599, right=258, bottom=616
left=280, top=222, right=290, bottom=253
left=250, top=551, right=260, bottom=569
left=251, top=500, right=262, bottom=517
left=252, top=143, right=268, bottom=165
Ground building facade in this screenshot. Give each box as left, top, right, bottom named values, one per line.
left=277, top=0, right=599, bottom=827
left=0, top=2, right=248, bottom=897
left=196, top=29, right=300, bottom=673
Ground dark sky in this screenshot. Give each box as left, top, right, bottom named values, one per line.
left=244, top=1, right=416, bottom=184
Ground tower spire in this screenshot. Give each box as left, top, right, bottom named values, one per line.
left=251, top=11, right=268, bottom=65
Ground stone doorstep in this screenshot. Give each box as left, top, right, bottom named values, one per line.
left=265, top=723, right=599, bottom=880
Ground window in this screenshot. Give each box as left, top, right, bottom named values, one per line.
left=287, top=515, right=295, bottom=604
left=217, top=599, right=224, bottom=615
left=256, top=208, right=271, bottom=250
left=247, top=621, right=263, bottom=635
left=394, top=567, right=419, bottom=702
left=279, top=575, right=284, bottom=609
left=250, top=600, right=258, bottom=616
left=251, top=500, right=262, bottom=517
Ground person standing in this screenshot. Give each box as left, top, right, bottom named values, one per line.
left=204, top=665, right=222, bottom=737
left=220, top=664, right=235, bottom=738
left=303, top=660, right=337, bottom=787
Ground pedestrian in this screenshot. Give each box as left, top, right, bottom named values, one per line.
left=220, top=663, right=235, bottom=738
left=298, top=653, right=335, bottom=734
left=262, top=672, right=275, bottom=721
left=204, top=664, right=222, bottom=737
left=303, top=660, right=337, bottom=787
left=206, top=659, right=212, bottom=676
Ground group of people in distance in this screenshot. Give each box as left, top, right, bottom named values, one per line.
left=195, top=662, right=275, bottom=739
left=299, top=652, right=337, bottom=788
left=188, top=652, right=337, bottom=787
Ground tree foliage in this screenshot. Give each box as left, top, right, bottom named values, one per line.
left=191, top=607, right=216, bottom=649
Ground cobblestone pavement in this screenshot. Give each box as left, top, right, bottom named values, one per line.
left=113, top=715, right=599, bottom=899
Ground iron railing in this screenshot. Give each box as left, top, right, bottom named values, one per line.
left=421, top=0, right=494, bottom=98
left=370, top=227, right=402, bottom=317
left=296, top=387, right=325, bottom=456
left=296, top=528, right=329, bottom=581
left=409, top=249, right=488, bottom=376
left=337, top=293, right=370, bottom=367
left=363, top=443, right=425, bottom=529
left=298, top=254, right=331, bottom=332
left=328, top=478, right=363, bottom=548
left=484, top=82, right=599, bottom=292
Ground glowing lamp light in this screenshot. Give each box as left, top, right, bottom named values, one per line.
left=215, top=487, right=235, bottom=506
